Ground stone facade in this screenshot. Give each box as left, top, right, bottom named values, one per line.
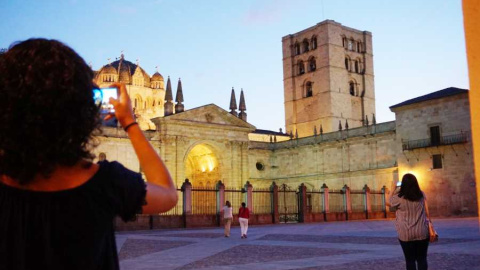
left=391, top=91, right=477, bottom=216
left=282, top=20, right=375, bottom=137
left=94, top=20, right=477, bottom=217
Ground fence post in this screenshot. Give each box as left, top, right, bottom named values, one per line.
left=364, top=184, right=371, bottom=219
left=181, top=179, right=192, bottom=228
left=298, top=183, right=307, bottom=223
left=381, top=185, right=387, bottom=218
left=321, top=183, right=329, bottom=221
left=244, top=181, right=253, bottom=213
left=343, top=184, right=352, bottom=220
left=216, top=180, right=225, bottom=227
left=271, top=182, right=279, bottom=224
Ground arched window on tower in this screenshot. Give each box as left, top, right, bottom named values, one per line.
left=308, top=57, right=316, bottom=72
left=305, top=81, right=313, bottom=97
left=303, top=39, right=310, bottom=53
left=311, top=36, right=317, bottom=49
left=345, top=57, right=350, bottom=70
left=357, top=41, right=362, bottom=52
left=349, top=81, right=355, bottom=96
left=298, top=60, right=305, bottom=75
left=294, top=43, right=300, bottom=55
left=355, top=60, right=359, bottom=73
left=342, top=36, right=347, bottom=48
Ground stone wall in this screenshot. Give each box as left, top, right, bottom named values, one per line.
left=248, top=122, right=398, bottom=192
left=392, top=93, right=477, bottom=216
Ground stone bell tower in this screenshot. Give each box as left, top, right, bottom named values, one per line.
left=282, top=20, right=376, bottom=137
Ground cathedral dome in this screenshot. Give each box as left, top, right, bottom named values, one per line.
left=101, top=64, right=117, bottom=74
left=151, top=72, right=164, bottom=81
left=96, top=55, right=152, bottom=86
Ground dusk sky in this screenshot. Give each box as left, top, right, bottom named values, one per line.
left=1, top=0, right=468, bottom=132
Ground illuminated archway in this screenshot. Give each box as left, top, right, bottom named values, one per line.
left=184, top=144, right=221, bottom=188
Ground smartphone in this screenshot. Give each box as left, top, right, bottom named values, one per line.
left=93, top=87, right=117, bottom=114
left=396, top=181, right=402, bottom=187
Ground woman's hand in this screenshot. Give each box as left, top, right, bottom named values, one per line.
left=106, top=83, right=135, bottom=128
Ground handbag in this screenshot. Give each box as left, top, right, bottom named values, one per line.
left=425, top=198, right=439, bottom=243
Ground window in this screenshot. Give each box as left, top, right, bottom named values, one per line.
left=430, top=126, right=441, bottom=146
left=306, top=82, right=313, bottom=97
left=256, top=162, right=265, bottom=171
left=348, top=40, right=353, bottom=51
left=312, top=37, right=317, bottom=49
left=355, top=60, right=359, bottom=73
left=298, top=61, right=305, bottom=75
left=294, top=43, right=300, bottom=55
left=342, top=37, right=347, bottom=48
left=308, top=57, right=316, bottom=71
left=349, top=81, right=355, bottom=96
left=432, top=154, right=443, bottom=169
left=357, top=42, right=362, bottom=52
left=345, top=57, right=349, bottom=70
left=303, top=39, right=310, bottom=53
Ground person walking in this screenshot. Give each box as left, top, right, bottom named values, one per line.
left=389, top=173, right=436, bottom=270
left=0, top=39, right=178, bottom=270
left=223, top=201, right=233, bottom=237
left=238, top=202, right=250, bottom=239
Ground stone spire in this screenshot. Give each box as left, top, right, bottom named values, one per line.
left=229, top=87, right=238, bottom=116
left=345, top=120, right=349, bottom=130
left=175, top=78, right=184, bottom=113
left=372, top=113, right=376, bottom=125
left=164, top=76, right=174, bottom=116
left=365, top=115, right=369, bottom=126
left=338, top=120, right=343, bottom=131
left=320, top=125, right=323, bottom=135
left=314, top=125, right=317, bottom=136
left=238, top=89, right=247, bottom=122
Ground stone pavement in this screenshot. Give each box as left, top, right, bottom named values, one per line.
left=116, top=218, right=480, bottom=270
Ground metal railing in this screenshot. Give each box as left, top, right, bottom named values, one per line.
left=403, top=132, right=468, bottom=151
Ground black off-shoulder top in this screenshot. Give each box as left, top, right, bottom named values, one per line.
left=0, top=161, right=146, bottom=270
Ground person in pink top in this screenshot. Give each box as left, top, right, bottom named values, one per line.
left=238, top=202, right=250, bottom=239
left=389, top=174, right=436, bottom=270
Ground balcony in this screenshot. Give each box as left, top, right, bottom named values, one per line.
left=402, top=132, right=468, bottom=151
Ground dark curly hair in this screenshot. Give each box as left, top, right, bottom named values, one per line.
left=398, top=173, right=424, bottom=201
left=0, top=38, right=101, bottom=184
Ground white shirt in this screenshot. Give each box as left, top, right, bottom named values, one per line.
left=223, top=206, right=233, bottom=218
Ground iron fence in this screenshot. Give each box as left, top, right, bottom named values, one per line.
left=370, top=191, right=384, bottom=212
left=252, top=188, right=272, bottom=214
left=224, top=187, right=244, bottom=211
left=402, top=132, right=468, bottom=150
left=350, top=191, right=366, bottom=212
left=191, top=186, right=217, bottom=214
left=306, top=188, right=324, bottom=213
left=329, top=190, right=345, bottom=212
left=278, top=184, right=299, bottom=222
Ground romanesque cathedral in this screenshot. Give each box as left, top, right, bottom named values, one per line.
left=94, top=20, right=477, bottom=217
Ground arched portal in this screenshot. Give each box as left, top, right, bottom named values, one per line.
left=184, top=144, right=221, bottom=188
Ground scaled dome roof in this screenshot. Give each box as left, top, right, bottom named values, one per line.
left=96, top=55, right=152, bottom=87
left=151, top=72, right=164, bottom=81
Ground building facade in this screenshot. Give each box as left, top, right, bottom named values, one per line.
left=95, top=20, right=477, bottom=217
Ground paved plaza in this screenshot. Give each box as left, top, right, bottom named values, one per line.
left=116, top=218, right=480, bottom=270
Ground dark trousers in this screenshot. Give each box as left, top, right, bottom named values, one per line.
left=399, top=238, right=429, bottom=270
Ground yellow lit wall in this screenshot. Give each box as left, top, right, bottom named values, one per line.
left=463, top=0, right=480, bottom=218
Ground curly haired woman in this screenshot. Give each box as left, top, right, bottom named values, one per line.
left=0, top=39, right=177, bottom=270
